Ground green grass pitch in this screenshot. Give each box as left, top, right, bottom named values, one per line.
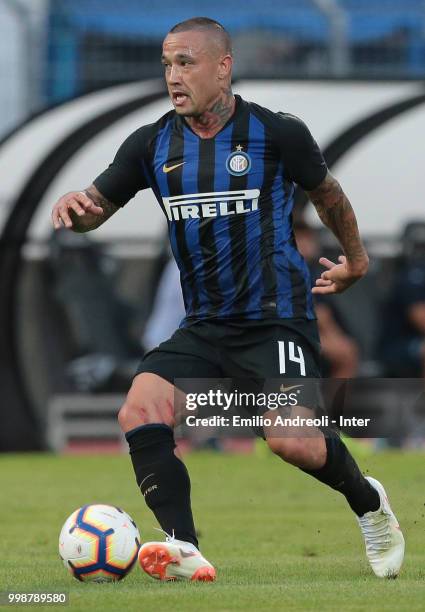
left=1, top=449, right=425, bottom=611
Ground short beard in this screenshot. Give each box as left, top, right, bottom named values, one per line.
left=174, top=105, right=200, bottom=118
left=176, top=109, right=198, bottom=118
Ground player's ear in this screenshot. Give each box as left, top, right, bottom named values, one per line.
left=217, top=55, right=232, bottom=81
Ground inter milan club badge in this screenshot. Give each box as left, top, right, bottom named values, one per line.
left=226, top=144, right=252, bottom=176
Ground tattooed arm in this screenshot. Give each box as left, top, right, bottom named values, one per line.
left=307, top=171, right=369, bottom=294
left=51, top=184, right=120, bottom=233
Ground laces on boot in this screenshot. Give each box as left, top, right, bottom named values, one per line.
left=358, top=513, right=392, bottom=553
left=153, top=527, right=175, bottom=543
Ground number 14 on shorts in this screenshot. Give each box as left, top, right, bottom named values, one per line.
left=277, top=341, right=306, bottom=376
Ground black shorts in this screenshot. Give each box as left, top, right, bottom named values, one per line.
left=136, top=318, right=322, bottom=414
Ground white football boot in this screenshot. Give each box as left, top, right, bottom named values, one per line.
left=139, top=531, right=216, bottom=582
left=357, top=476, right=405, bottom=578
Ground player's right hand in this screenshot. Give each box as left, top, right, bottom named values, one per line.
left=51, top=191, right=104, bottom=229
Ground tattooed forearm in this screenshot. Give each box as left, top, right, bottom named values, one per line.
left=70, top=185, right=119, bottom=232
left=307, top=172, right=368, bottom=271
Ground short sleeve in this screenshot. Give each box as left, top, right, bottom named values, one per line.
left=93, top=127, right=150, bottom=207
left=276, top=113, right=327, bottom=191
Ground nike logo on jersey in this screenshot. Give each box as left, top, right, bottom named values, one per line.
left=162, top=189, right=260, bottom=221
left=163, top=161, right=186, bottom=173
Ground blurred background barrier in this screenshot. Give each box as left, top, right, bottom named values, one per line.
left=1, top=0, right=425, bottom=450
left=2, top=0, right=425, bottom=134
left=47, top=394, right=127, bottom=452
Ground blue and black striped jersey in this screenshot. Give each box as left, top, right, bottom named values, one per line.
left=94, top=95, right=328, bottom=323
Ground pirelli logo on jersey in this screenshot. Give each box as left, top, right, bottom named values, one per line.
left=162, top=189, right=260, bottom=221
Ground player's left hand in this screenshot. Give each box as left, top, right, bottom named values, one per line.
left=312, top=255, right=367, bottom=294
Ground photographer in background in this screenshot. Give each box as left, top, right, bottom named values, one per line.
left=378, top=221, right=425, bottom=378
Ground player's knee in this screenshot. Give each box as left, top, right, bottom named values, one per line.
left=118, top=374, right=175, bottom=432
left=266, top=437, right=309, bottom=465
left=117, top=401, right=140, bottom=431
left=118, top=396, right=163, bottom=432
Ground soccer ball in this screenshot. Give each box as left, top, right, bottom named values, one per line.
left=59, top=504, right=140, bottom=582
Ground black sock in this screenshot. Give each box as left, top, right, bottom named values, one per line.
left=125, top=424, right=198, bottom=547
left=301, top=431, right=380, bottom=516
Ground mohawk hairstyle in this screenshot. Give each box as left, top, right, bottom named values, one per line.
left=169, top=17, right=232, bottom=55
